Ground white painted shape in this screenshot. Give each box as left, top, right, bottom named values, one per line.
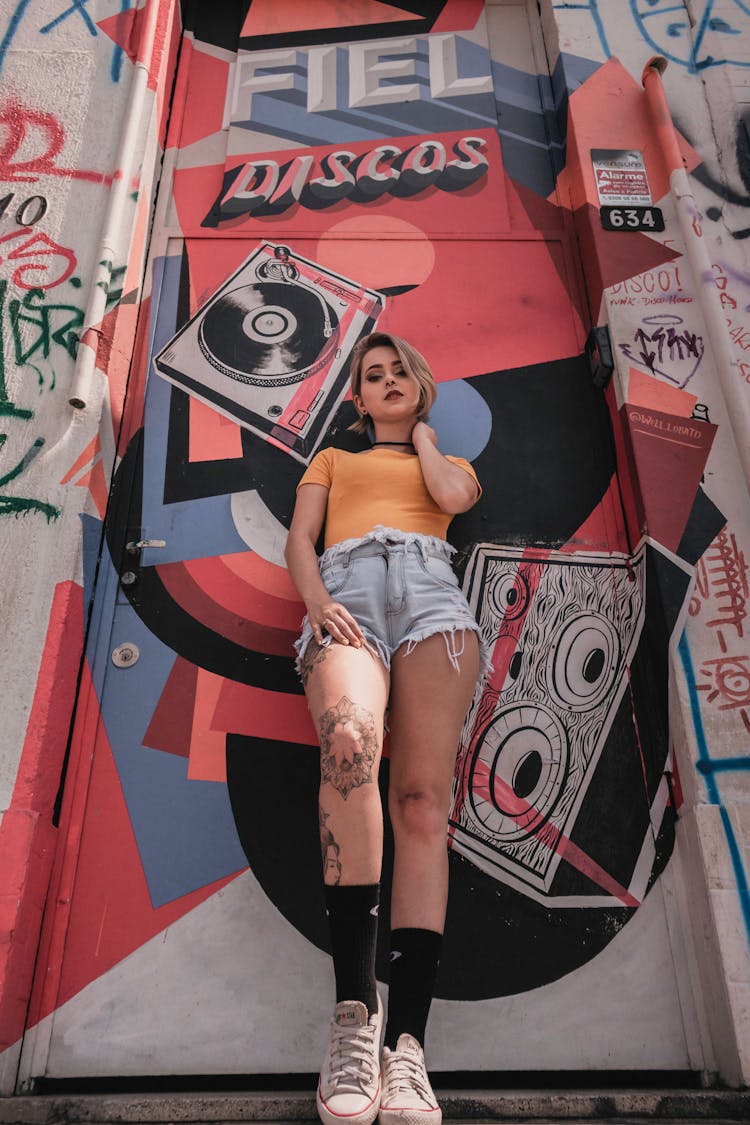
left=36, top=867, right=690, bottom=1078
left=230, top=489, right=289, bottom=566
left=0, top=1038, right=22, bottom=1097
left=348, top=39, right=420, bottom=108
left=308, top=47, right=338, bottom=113
left=428, top=35, right=493, bottom=99
left=429, top=883, right=690, bottom=1070
left=40, top=870, right=333, bottom=1077
left=231, top=50, right=297, bottom=121
left=486, top=1, right=536, bottom=71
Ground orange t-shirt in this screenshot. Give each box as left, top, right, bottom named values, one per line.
left=297, top=447, right=481, bottom=549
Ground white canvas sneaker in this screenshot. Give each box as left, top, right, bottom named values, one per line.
left=317, top=997, right=383, bottom=1125
left=379, top=1034, right=441, bottom=1125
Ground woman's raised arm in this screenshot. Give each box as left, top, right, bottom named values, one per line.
left=411, top=422, right=479, bottom=514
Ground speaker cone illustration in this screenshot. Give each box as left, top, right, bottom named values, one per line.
left=450, top=543, right=651, bottom=904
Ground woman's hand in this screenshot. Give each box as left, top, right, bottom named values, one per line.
left=307, top=597, right=367, bottom=648
left=411, top=422, right=480, bottom=514
left=412, top=420, right=438, bottom=450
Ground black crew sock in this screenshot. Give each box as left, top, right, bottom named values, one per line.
left=324, top=884, right=380, bottom=1017
left=384, top=928, right=443, bottom=1049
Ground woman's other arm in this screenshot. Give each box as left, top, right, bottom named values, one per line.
left=284, top=483, right=365, bottom=647
left=412, top=421, right=479, bottom=514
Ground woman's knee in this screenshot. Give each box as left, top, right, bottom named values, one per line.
left=389, top=783, right=448, bottom=841
left=317, top=693, right=383, bottom=801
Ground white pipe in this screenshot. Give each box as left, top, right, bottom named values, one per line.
left=68, top=0, right=162, bottom=410
left=642, top=57, right=750, bottom=494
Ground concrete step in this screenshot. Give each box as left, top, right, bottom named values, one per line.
left=1, top=1089, right=749, bottom=1124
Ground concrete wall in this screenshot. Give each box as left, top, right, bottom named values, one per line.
left=0, top=0, right=749, bottom=1095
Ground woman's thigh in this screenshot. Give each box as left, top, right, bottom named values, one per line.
left=387, top=631, right=479, bottom=805
left=304, top=641, right=390, bottom=802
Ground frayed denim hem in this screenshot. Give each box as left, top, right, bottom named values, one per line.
left=293, top=626, right=391, bottom=679
left=399, top=621, right=493, bottom=689
left=294, top=620, right=493, bottom=691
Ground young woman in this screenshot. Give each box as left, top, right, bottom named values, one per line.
left=284, top=333, right=487, bottom=1125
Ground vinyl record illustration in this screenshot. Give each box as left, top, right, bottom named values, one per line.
left=198, top=281, right=339, bottom=386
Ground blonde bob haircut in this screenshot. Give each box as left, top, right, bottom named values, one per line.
left=348, top=332, right=437, bottom=434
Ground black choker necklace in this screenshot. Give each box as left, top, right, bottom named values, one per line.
left=371, top=441, right=414, bottom=447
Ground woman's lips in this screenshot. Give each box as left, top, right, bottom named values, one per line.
left=385, top=391, right=403, bottom=400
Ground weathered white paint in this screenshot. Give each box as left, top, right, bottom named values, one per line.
left=18, top=866, right=690, bottom=1083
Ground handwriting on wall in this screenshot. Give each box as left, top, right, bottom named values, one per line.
left=710, top=262, right=750, bottom=382
left=608, top=262, right=688, bottom=306
left=692, top=526, right=750, bottom=736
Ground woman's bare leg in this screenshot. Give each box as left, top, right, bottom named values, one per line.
left=302, top=640, right=390, bottom=885
left=304, top=641, right=390, bottom=1125
left=387, top=630, right=479, bottom=930
left=382, top=629, right=479, bottom=1072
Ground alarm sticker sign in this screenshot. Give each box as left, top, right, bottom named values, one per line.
left=592, top=149, right=652, bottom=206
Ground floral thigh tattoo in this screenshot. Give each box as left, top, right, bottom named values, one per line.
left=319, top=695, right=378, bottom=799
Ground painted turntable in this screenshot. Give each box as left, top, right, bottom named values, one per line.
left=154, top=242, right=385, bottom=462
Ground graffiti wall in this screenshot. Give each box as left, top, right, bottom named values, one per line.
left=1, top=0, right=749, bottom=1095
left=0, top=0, right=180, bottom=1094
left=546, top=0, right=750, bottom=1083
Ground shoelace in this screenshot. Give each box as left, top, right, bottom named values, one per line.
left=326, top=1020, right=378, bottom=1093
left=383, top=1050, right=434, bottom=1103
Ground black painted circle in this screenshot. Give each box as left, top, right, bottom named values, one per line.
left=583, top=647, right=606, bottom=683
left=513, top=749, right=543, bottom=800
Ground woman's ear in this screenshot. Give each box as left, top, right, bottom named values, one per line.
left=353, top=395, right=365, bottom=417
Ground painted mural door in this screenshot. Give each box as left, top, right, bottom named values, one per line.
left=20, top=0, right=704, bottom=1085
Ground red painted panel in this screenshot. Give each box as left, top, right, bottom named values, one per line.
left=0, top=582, right=83, bottom=1051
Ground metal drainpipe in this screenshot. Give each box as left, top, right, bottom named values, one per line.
left=642, top=56, right=750, bottom=494
left=68, top=0, right=162, bottom=410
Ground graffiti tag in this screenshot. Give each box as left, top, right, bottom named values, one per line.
left=0, top=431, right=59, bottom=520
left=619, top=314, right=705, bottom=386
left=691, top=526, right=750, bottom=736
left=0, top=0, right=129, bottom=82
left=697, top=654, right=750, bottom=735
left=557, top=1, right=750, bottom=73
left=690, top=527, right=748, bottom=638
left=0, top=227, right=76, bottom=289
left=0, top=281, right=83, bottom=396
left=0, top=100, right=112, bottom=184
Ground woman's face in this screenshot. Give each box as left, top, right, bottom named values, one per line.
left=354, top=345, right=422, bottom=424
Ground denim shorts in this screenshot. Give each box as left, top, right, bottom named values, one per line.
left=294, top=525, right=492, bottom=682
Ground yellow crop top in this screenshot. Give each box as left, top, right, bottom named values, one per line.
left=297, top=447, right=481, bottom=549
